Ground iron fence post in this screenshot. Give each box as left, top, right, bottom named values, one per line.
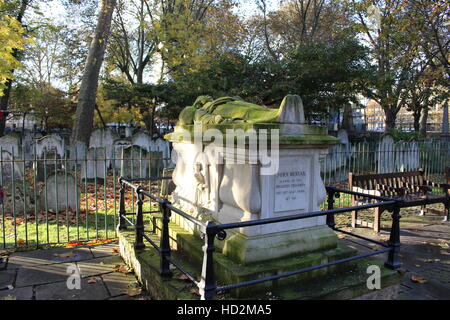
left=118, top=179, right=127, bottom=230
left=326, top=187, right=336, bottom=228
left=199, top=221, right=217, bottom=300
left=159, top=198, right=172, bottom=277
left=385, top=200, right=402, bottom=270
left=134, top=187, right=145, bottom=250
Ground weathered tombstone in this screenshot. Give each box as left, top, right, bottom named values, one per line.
left=153, top=137, right=171, bottom=167
left=131, top=131, right=152, bottom=152
left=80, top=147, right=110, bottom=184
left=120, top=145, right=150, bottom=179
left=0, top=150, right=24, bottom=181
left=34, top=135, right=65, bottom=182
left=409, top=140, right=420, bottom=170
left=112, top=138, right=132, bottom=170
left=0, top=133, right=21, bottom=157
left=68, top=141, right=87, bottom=170
left=377, top=134, right=395, bottom=173
left=125, top=126, right=133, bottom=137
left=89, top=128, right=118, bottom=159
left=39, top=171, right=79, bottom=212
left=1, top=180, right=34, bottom=214
left=22, top=131, right=34, bottom=161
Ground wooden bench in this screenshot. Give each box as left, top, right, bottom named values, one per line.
left=349, top=169, right=450, bottom=232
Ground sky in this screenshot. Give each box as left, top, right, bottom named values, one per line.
left=27, top=0, right=282, bottom=87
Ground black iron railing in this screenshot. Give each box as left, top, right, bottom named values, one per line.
left=118, top=177, right=402, bottom=300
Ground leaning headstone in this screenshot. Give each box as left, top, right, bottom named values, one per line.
left=0, top=133, right=21, bottom=157
left=153, top=137, right=171, bottom=167
left=34, top=135, right=65, bottom=182
left=80, top=147, right=110, bottom=184
left=35, top=135, right=65, bottom=159
left=377, top=134, right=395, bottom=173
left=1, top=180, right=34, bottom=214
left=0, top=150, right=24, bottom=181
left=22, top=131, right=34, bottom=160
left=125, top=127, right=132, bottom=138
left=120, top=145, right=150, bottom=179
left=408, top=140, right=420, bottom=171
left=40, top=171, right=79, bottom=212
left=337, top=129, right=349, bottom=145
left=112, top=138, right=132, bottom=170
left=89, top=128, right=118, bottom=159
left=131, top=131, right=152, bottom=152
left=68, top=141, right=87, bottom=170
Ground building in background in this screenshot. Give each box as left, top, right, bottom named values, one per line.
left=365, top=100, right=448, bottom=133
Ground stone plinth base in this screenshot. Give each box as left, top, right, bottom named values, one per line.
left=118, top=222, right=401, bottom=299
left=218, top=225, right=338, bottom=265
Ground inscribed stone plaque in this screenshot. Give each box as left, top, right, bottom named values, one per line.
left=274, top=157, right=310, bottom=212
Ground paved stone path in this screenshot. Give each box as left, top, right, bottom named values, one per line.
left=0, top=217, right=449, bottom=300
left=346, top=217, right=450, bottom=300
left=0, top=241, right=151, bottom=300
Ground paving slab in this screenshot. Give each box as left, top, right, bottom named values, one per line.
left=0, top=270, right=16, bottom=289
left=15, top=263, right=71, bottom=287
left=0, top=286, right=33, bottom=300
left=101, top=271, right=139, bottom=297
left=76, top=255, right=124, bottom=278
left=89, top=243, right=120, bottom=258
left=8, top=247, right=93, bottom=269
left=35, top=277, right=109, bottom=300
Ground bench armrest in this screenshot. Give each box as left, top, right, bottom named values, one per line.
left=424, top=180, right=450, bottom=192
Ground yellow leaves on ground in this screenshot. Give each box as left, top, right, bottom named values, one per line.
left=410, top=275, right=427, bottom=284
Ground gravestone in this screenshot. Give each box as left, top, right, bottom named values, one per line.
left=80, top=147, right=110, bottom=184
left=34, top=135, right=65, bottom=182
left=112, top=138, right=132, bottom=170
left=89, top=128, right=118, bottom=160
left=0, top=150, right=24, bottom=181
left=377, top=134, right=395, bottom=173
left=153, top=137, right=171, bottom=167
left=22, top=131, right=34, bottom=161
left=131, top=131, right=152, bottom=152
left=125, top=127, right=132, bottom=137
left=1, top=180, right=34, bottom=214
left=120, top=145, right=149, bottom=179
left=68, top=141, right=87, bottom=170
left=0, top=133, right=21, bottom=157
left=39, top=171, right=79, bottom=212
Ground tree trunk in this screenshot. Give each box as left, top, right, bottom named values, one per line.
left=71, top=0, right=116, bottom=145
left=419, top=107, right=428, bottom=137
left=341, top=103, right=355, bottom=132
left=442, top=101, right=449, bottom=135
left=0, top=0, right=29, bottom=137
left=384, top=108, right=397, bottom=131
left=413, top=109, right=421, bottom=132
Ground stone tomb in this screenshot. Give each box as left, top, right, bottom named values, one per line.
left=168, top=97, right=338, bottom=263
left=118, top=94, right=399, bottom=299
left=39, top=171, right=79, bottom=212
